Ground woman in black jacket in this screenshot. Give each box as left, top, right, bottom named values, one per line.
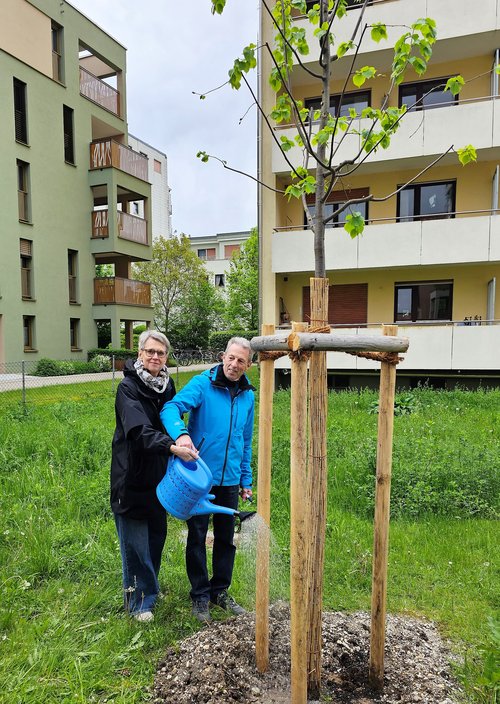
left=110, top=330, right=197, bottom=622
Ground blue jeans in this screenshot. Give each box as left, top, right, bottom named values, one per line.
left=186, top=484, right=239, bottom=602
left=114, top=513, right=167, bottom=614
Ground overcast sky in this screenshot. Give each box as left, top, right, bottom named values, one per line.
left=71, top=0, right=258, bottom=238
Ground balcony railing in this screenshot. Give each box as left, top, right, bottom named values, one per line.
left=94, top=277, right=151, bottom=306
left=79, top=67, right=120, bottom=116
left=91, top=210, right=148, bottom=245
left=90, top=139, right=148, bottom=181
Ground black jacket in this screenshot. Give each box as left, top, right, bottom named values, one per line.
left=110, top=359, right=175, bottom=520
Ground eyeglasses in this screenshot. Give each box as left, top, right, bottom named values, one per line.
left=142, top=348, right=167, bottom=359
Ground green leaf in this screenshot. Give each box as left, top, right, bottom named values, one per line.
left=353, top=73, right=366, bottom=88
left=371, top=23, right=388, bottom=43
left=337, top=41, right=353, bottom=58
left=353, top=66, right=376, bottom=88
left=457, top=145, right=477, bottom=166
left=445, top=75, right=465, bottom=96
left=196, top=151, right=209, bottom=163
left=280, top=135, right=295, bottom=152
left=409, top=56, right=427, bottom=76
left=344, top=212, right=365, bottom=238
left=211, top=0, right=226, bottom=14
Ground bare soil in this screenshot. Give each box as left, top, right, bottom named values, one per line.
left=153, top=602, right=462, bottom=704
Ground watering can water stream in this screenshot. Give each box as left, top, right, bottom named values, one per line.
left=156, top=455, right=256, bottom=525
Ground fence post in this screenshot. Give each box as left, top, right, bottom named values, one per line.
left=21, top=360, right=26, bottom=408
left=112, top=355, right=116, bottom=394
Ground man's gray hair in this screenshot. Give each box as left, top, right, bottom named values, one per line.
left=138, top=330, right=170, bottom=353
left=225, top=336, right=252, bottom=361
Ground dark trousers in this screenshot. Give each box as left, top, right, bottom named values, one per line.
left=186, top=484, right=239, bottom=602
left=114, top=513, right=167, bottom=614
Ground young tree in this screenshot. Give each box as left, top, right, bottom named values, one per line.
left=200, top=0, right=478, bottom=697
left=134, top=235, right=222, bottom=348
left=224, top=227, right=259, bottom=330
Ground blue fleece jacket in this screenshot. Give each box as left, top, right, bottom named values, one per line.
left=160, top=365, right=255, bottom=487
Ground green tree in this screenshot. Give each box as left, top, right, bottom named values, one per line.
left=224, top=227, right=259, bottom=330
left=134, top=235, right=223, bottom=348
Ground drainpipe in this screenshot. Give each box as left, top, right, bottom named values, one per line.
left=492, top=165, right=499, bottom=214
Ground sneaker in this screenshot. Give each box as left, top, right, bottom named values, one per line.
left=134, top=610, right=154, bottom=623
left=191, top=599, right=211, bottom=623
left=214, top=590, right=246, bottom=616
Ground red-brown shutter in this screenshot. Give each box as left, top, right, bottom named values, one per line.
left=302, top=283, right=368, bottom=325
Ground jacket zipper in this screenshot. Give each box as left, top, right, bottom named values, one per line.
left=220, top=391, right=236, bottom=486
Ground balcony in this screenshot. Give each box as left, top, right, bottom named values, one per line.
left=80, top=67, right=120, bottom=116
left=272, top=213, right=500, bottom=273
left=292, top=0, right=500, bottom=66
left=92, top=210, right=148, bottom=245
left=94, top=277, right=151, bottom=306
left=90, top=139, right=148, bottom=181
left=273, top=322, right=500, bottom=372
left=272, top=98, right=500, bottom=175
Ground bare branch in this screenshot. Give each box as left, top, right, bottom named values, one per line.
left=201, top=152, right=285, bottom=194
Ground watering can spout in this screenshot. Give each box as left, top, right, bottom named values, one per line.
left=190, top=497, right=238, bottom=518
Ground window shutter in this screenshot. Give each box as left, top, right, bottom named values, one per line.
left=303, top=283, right=368, bottom=325
left=20, top=239, right=32, bottom=256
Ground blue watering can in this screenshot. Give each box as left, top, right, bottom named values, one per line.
left=156, top=455, right=238, bottom=520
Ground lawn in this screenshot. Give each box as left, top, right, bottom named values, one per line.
left=0, top=371, right=498, bottom=703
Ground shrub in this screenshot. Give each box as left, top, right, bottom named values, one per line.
left=33, top=358, right=63, bottom=376
left=87, top=348, right=135, bottom=362
left=88, top=354, right=112, bottom=372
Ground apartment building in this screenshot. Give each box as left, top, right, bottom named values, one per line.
left=128, top=134, right=172, bottom=240
left=0, top=0, right=153, bottom=366
left=190, top=231, right=250, bottom=290
left=259, top=0, right=500, bottom=388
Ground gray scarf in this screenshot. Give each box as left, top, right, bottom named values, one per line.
left=134, top=359, right=169, bottom=394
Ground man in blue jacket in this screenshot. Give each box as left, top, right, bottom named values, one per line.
left=160, top=337, right=255, bottom=622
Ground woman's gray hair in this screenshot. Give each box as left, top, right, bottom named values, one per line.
left=138, top=330, right=170, bottom=353
left=225, top=336, right=252, bottom=361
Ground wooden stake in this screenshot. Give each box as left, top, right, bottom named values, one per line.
left=290, top=322, right=309, bottom=704
left=255, top=323, right=275, bottom=673
left=369, top=324, right=398, bottom=689
left=306, top=277, right=329, bottom=698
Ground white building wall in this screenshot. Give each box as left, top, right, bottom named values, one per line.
left=128, top=134, right=172, bottom=239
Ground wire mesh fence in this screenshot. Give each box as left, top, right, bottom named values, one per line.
left=0, top=353, right=218, bottom=408
left=0, top=360, right=119, bottom=407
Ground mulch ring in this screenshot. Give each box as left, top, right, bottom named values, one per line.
left=152, top=602, right=462, bottom=704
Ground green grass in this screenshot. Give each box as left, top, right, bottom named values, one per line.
left=0, top=374, right=498, bottom=702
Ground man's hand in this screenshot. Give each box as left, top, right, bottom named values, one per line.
left=173, top=434, right=198, bottom=461
left=171, top=443, right=198, bottom=462
left=240, top=487, right=253, bottom=502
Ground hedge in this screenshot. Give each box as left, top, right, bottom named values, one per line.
left=87, top=348, right=136, bottom=362
left=208, top=330, right=258, bottom=352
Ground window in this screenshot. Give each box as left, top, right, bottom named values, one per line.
left=70, top=318, right=80, bottom=350
left=13, top=78, right=28, bottom=144
left=395, top=281, right=453, bottom=322
left=397, top=180, right=455, bottom=222
left=51, top=22, right=63, bottom=82
left=23, top=316, right=35, bottom=351
left=224, top=244, right=240, bottom=259
left=197, top=248, right=216, bottom=260
left=399, top=78, right=457, bottom=112
left=305, top=90, right=370, bottom=120
left=154, top=159, right=162, bottom=174
left=68, top=250, right=78, bottom=303
left=17, top=160, right=30, bottom=222
left=305, top=187, right=369, bottom=227
left=20, top=239, right=33, bottom=299
left=215, top=274, right=225, bottom=287
left=63, top=105, right=74, bottom=164
left=303, top=283, right=368, bottom=325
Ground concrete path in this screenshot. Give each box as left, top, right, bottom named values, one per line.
left=0, top=364, right=212, bottom=393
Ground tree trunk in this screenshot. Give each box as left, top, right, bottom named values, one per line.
left=306, top=277, right=329, bottom=698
